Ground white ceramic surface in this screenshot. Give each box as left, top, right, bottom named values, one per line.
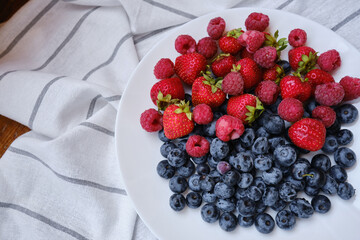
left=115, top=8, right=360, bottom=240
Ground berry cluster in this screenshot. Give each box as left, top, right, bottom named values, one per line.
left=140, top=12, right=359, bottom=234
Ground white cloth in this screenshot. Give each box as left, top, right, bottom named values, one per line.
left=0, top=0, right=359, bottom=239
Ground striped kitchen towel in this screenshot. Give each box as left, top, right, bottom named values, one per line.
left=0, top=0, right=359, bottom=239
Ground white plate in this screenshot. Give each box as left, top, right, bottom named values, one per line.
left=115, top=7, right=360, bottom=240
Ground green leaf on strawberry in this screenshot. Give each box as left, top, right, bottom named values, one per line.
left=245, top=97, right=264, bottom=124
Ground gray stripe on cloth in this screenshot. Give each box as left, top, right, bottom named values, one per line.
left=0, top=202, right=89, bottom=240
left=80, top=122, right=115, bottom=137
left=331, top=8, right=360, bottom=31
left=134, top=24, right=182, bottom=44
left=86, top=94, right=102, bottom=119
left=32, top=6, right=100, bottom=71
left=277, top=0, right=294, bottom=9
left=0, top=0, right=60, bottom=59
left=143, top=0, right=197, bottom=19
left=28, top=76, right=65, bottom=129
left=0, top=70, right=17, bottom=81
left=131, top=214, right=140, bottom=240
left=8, top=147, right=126, bottom=195
left=82, top=32, right=133, bottom=81
left=105, top=95, right=121, bottom=101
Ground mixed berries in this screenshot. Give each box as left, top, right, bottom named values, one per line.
left=140, top=12, right=359, bottom=235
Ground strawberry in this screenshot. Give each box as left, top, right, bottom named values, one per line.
left=219, top=28, right=244, bottom=55
left=174, top=52, right=206, bottom=85
left=305, top=68, right=335, bottom=95
left=263, top=64, right=285, bottom=84
left=163, top=101, right=194, bottom=139
left=288, top=46, right=318, bottom=75
left=227, top=93, right=264, bottom=124
left=280, top=75, right=312, bottom=102
left=211, top=54, right=236, bottom=77
left=288, top=118, right=326, bottom=151
left=236, top=58, right=262, bottom=90
left=192, top=74, right=226, bottom=108
left=150, top=77, right=185, bottom=110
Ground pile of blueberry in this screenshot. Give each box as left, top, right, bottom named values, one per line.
left=156, top=94, right=357, bottom=234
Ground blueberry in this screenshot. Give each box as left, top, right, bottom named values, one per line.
left=268, top=136, right=289, bottom=152
left=326, top=118, right=341, bottom=135
left=210, top=138, right=230, bottom=160
left=192, top=154, right=208, bottom=164
left=329, top=165, right=348, bottom=183
left=279, top=181, right=297, bottom=202
left=202, top=191, right=217, bottom=203
left=291, top=158, right=311, bottom=180
left=263, top=114, right=285, bottom=135
left=276, top=209, right=296, bottom=230
left=200, top=175, right=216, bottom=192
left=231, top=139, right=247, bottom=152
left=311, top=194, right=331, bottom=213
left=169, top=175, right=188, bottom=193
left=238, top=215, right=254, bottom=227
left=246, top=185, right=263, bottom=201
left=169, top=193, right=186, bottom=211
left=256, top=126, right=271, bottom=138
left=240, top=128, right=256, bottom=148
left=188, top=174, right=201, bottom=192
left=160, top=142, right=176, bottom=158
left=321, top=174, right=339, bottom=195
left=158, top=129, right=170, bottom=142
left=207, top=155, right=221, bottom=168
left=176, top=139, right=188, bottom=152
left=304, top=168, right=326, bottom=188
left=303, top=111, right=311, bottom=118
left=219, top=212, right=237, bottom=232
left=254, top=154, right=273, bottom=171
left=274, top=144, right=297, bottom=167
left=289, top=198, right=314, bottom=218
left=255, top=200, right=268, bottom=214
left=223, top=170, right=241, bottom=186
left=271, top=199, right=287, bottom=212
left=203, top=120, right=217, bottom=137
left=269, top=96, right=282, bottom=113
left=277, top=60, right=291, bottom=74
left=311, top=154, right=331, bottom=172
left=185, top=191, right=202, bottom=209
left=201, top=203, right=220, bottom=223
left=208, top=169, right=222, bottom=182
left=255, top=213, right=275, bottom=234
left=196, top=162, right=210, bottom=175
left=305, top=98, right=320, bottom=113
left=336, top=129, right=353, bottom=145
left=229, top=151, right=254, bottom=173
left=177, top=160, right=195, bottom=178
left=216, top=198, right=236, bottom=212
left=234, top=187, right=248, bottom=200
left=219, top=99, right=228, bottom=114
left=214, top=182, right=235, bottom=199
left=337, top=182, right=355, bottom=200
left=252, top=177, right=267, bottom=192
left=285, top=175, right=306, bottom=192
left=236, top=197, right=256, bottom=217
left=184, top=93, right=192, bottom=105
left=334, top=147, right=357, bottom=168
left=262, top=186, right=279, bottom=207
left=216, top=161, right=231, bottom=175
left=321, top=135, right=339, bottom=153
left=156, top=160, right=176, bottom=179
left=304, top=186, right=320, bottom=197
left=336, top=104, right=358, bottom=124
left=213, top=111, right=224, bottom=120
left=252, top=137, right=270, bottom=155
left=237, top=173, right=254, bottom=189
left=167, top=148, right=188, bottom=167
left=262, top=167, right=283, bottom=185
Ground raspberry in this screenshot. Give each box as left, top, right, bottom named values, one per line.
left=339, top=76, right=360, bottom=101
left=288, top=28, right=307, bottom=47
left=207, top=17, right=226, bottom=40
left=254, top=80, right=280, bottom=105
left=315, top=82, right=345, bottom=106
left=185, top=135, right=210, bottom=157
left=277, top=98, right=304, bottom=122
left=238, top=30, right=265, bottom=53
left=312, top=106, right=336, bottom=128
left=215, top=115, right=245, bottom=142
left=253, top=46, right=277, bottom=68
left=193, top=104, right=213, bottom=125
left=140, top=108, right=163, bottom=132
left=245, top=12, right=269, bottom=32
left=317, top=49, right=341, bottom=72
left=197, top=37, right=217, bottom=59
left=222, top=71, right=244, bottom=96
left=153, top=58, right=175, bottom=79
left=175, top=34, right=197, bottom=55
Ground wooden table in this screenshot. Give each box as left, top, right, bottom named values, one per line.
left=0, top=0, right=30, bottom=157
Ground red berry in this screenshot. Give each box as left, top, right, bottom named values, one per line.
left=255, top=80, right=280, bottom=105
left=163, top=103, right=194, bottom=139
left=174, top=53, right=207, bottom=85
left=312, top=106, right=336, bottom=128
left=340, top=76, right=360, bottom=101
left=288, top=28, right=307, bottom=47
left=245, top=12, right=269, bottom=32
left=317, top=49, right=341, bottom=72
left=222, top=69, right=244, bottom=96
left=153, top=58, right=175, bottom=79
left=150, top=77, right=185, bottom=109
left=175, top=34, right=197, bottom=55
left=193, top=104, right=213, bottom=125
left=305, top=69, right=335, bottom=95
left=288, top=46, right=317, bottom=74
left=263, top=64, right=284, bottom=84
left=211, top=54, right=236, bottom=77
left=197, top=37, right=217, bottom=59
left=240, top=48, right=254, bottom=59
left=315, top=82, right=345, bottom=106
left=277, top=98, right=304, bottom=122
left=280, top=75, right=312, bottom=102
left=215, top=115, right=245, bottom=142
left=219, top=35, right=242, bottom=55
left=186, top=135, right=210, bottom=157
left=238, top=30, right=265, bottom=54
left=140, top=108, right=163, bottom=132
left=227, top=94, right=264, bottom=124
left=236, top=58, right=262, bottom=90
left=253, top=46, right=277, bottom=68
left=207, top=17, right=226, bottom=40
left=192, top=76, right=226, bottom=108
